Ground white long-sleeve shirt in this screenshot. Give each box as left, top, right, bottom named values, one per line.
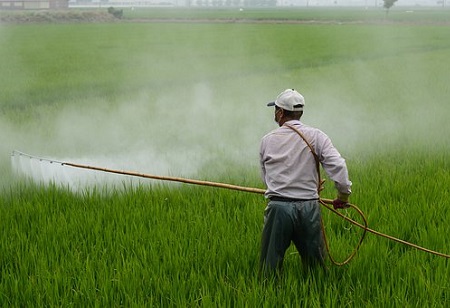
left=260, top=120, right=352, bottom=200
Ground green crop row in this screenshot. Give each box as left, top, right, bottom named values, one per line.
left=1, top=161, right=449, bottom=306
left=1, top=9, right=449, bottom=306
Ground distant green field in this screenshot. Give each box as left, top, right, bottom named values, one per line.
left=1, top=9, right=449, bottom=306
left=121, top=6, right=450, bottom=23
left=1, top=6, right=450, bottom=24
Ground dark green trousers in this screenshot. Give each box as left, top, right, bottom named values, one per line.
left=260, top=199, right=325, bottom=275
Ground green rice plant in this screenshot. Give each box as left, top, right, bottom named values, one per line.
left=1, top=153, right=449, bottom=306
left=1, top=9, right=449, bottom=306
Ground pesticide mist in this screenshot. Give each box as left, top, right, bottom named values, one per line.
left=2, top=19, right=450, bottom=191
left=5, top=81, right=270, bottom=191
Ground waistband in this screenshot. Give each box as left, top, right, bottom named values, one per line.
left=269, top=196, right=318, bottom=203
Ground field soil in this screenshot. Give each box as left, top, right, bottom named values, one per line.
left=0, top=10, right=119, bottom=23
left=2, top=9, right=448, bottom=25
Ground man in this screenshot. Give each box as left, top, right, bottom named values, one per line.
left=259, top=88, right=352, bottom=276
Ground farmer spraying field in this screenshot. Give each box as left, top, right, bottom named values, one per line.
left=259, top=89, right=352, bottom=276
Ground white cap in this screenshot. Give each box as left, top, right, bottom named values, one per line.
left=267, top=89, right=305, bottom=112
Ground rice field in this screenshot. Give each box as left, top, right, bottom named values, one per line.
left=1, top=8, right=450, bottom=306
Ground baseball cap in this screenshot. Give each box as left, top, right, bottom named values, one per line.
left=267, top=89, right=305, bottom=112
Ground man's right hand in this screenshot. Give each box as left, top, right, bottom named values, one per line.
left=333, top=192, right=350, bottom=210
left=332, top=198, right=350, bottom=210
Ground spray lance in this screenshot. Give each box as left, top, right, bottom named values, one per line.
left=10, top=150, right=450, bottom=265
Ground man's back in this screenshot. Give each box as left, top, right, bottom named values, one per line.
left=260, top=120, right=320, bottom=200
left=260, top=119, right=351, bottom=200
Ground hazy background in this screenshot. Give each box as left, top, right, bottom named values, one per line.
left=1, top=16, right=449, bottom=190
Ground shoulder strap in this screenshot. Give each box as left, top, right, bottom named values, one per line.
left=284, top=123, right=322, bottom=194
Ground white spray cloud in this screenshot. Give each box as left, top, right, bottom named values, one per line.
left=302, top=51, right=450, bottom=158
left=3, top=23, right=449, bottom=191
left=4, top=80, right=270, bottom=190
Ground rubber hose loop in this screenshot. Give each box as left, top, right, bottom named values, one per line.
left=319, top=200, right=368, bottom=266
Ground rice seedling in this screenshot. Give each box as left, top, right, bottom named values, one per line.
left=1, top=8, right=449, bottom=306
